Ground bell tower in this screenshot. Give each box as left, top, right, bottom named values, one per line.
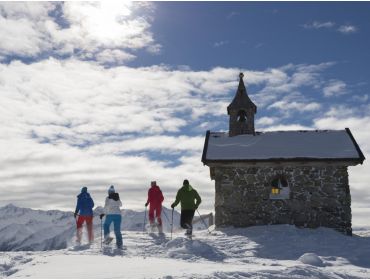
left=227, top=73, right=257, bottom=136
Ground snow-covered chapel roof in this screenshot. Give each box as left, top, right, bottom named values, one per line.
left=202, top=128, right=365, bottom=164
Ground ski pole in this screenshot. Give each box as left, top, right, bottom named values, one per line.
left=75, top=213, right=80, bottom=245
left=74, top=213, right=80, bottom=224
left=143, top=206, right=147, bottom=232
left=100, top=216, right=103, bottom=250
left=196, top=209, right=212, bottom=234
left=171, top=208, right=174, bottom=240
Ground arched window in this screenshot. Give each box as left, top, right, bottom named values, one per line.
left=237, top=110, right=247, bottom=122
left=270, top=175, right=290, bottom=199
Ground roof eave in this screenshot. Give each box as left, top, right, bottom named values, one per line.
left=203, top=157, right=363, bottom=165
left=345, top=128, right=366, bottom=164
left=201, top=130, right=210, bottom=165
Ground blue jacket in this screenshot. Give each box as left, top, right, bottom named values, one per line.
left=75, top=192, right=94, bottom=216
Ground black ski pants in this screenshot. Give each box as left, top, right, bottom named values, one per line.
left=180, top=209, right=195, bottom=229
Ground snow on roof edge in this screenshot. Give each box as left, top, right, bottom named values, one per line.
left=202, top=128, right=365, bottom=164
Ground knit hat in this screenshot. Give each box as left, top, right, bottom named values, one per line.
left=108, top=185, right=115, bottom=194
left=81, top=186, right=87, bottom=193
left=183, top=179, right=189, bottom=186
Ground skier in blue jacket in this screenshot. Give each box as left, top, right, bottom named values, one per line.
left=74, top=186, right=94, bottom=244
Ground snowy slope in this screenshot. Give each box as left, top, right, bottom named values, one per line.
left=2, top=204, right=370, bottom=278
left=1, top=226, right=370, bottom=278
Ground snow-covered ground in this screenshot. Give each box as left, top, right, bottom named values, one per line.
left=1, top=205, right=370, bottom=278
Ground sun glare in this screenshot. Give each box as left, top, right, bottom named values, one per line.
left=74, top=1, right=134, bottom=42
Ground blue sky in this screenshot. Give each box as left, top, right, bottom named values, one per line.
left=0, top=2, right=369, bottom=226
left=133, top=2, right=370, bottom=70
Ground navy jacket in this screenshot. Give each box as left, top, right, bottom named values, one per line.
left=75, top=192, right=94, bottom=216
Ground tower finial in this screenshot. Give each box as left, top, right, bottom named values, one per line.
left=239, top=72, right=244, bottom=79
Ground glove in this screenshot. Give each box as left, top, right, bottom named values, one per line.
left=74, top=212, right=78, bottom=219
left=171, top=203, right=175, bottom=209
left=99, top=213, right=105, bottom=220
left=145, top=202, right=149, bottom=207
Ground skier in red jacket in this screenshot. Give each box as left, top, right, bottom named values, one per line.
left=145, top=181, right=164, bottom=233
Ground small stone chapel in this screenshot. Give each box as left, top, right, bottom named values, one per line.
left=201, top=73, right=365, bottom=235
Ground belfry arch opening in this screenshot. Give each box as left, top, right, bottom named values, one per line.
left=237, top=110, right=247, bottom=123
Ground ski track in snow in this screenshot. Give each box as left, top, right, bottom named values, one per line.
left=2, top=226, right=370, bottom=279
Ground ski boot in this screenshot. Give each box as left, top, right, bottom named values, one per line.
left=185, top=224, right=193, bottom=239
left=157, top=224, right=163, bottom=234
left=104, top=236, right=113, bottom=245
left=150, top=222, right=156, bottom=232
left=157, top=224, right=166, bottom=238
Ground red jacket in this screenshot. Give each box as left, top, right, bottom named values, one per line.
left=146, top=185, right=164, bottom=207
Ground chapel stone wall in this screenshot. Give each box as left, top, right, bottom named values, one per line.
left=214, top=165, right=352, bottom=235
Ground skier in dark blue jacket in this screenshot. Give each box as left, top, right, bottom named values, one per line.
left=74, top=186, right=94, bottom=244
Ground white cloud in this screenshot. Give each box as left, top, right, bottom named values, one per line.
left=262, top=124, right=312, bottom=131
left=0, top=58, right=368, bottom=219
left=323, top=79, right=347, bottom=97
left=0, top=2, right=368, bottom=225
left=256, top=117, right=278, bottom=127
left=213, top=41, right=229, bottom=48
left=352, top=94, right=368, bottom=102
left=302, top=21, right=358, bottom=35
left=0, top=2, right=159, bottom=64
left=0, top=2, right=57, bottom=58
left=226, top=11, right=239, bottom=19
left=61, top=2, right=153, bottom=49
left=0, top=2, right=54, bottom=57
left=0, top=59, right=240, bottom=210
left=0, top=137, right=212, bottom=211
left=324, top=106, right=356, bottom=118
left=146, top=44, right=162, bottom=54
left=268, top=100, right=321, bottom=112
left=338, top=24, right=358, bottom=34
left=0, top=2, right=53, bottom=19
left=86, top=135, right=205, bottom=156
left=95, top=49, right=136, bottom=64
left=302, top=21, right=335, bottom=29
left=252, top=62, right=334, bottom=107
left=254, top=43, right=264, bottom=49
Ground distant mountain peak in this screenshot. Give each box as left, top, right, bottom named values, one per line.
left=2, top=203, right=19, bottom=210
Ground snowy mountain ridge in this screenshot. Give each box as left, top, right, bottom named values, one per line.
left=0, top=204, right=185, bottom=251
left=0, top=204, right=75, bottom=251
